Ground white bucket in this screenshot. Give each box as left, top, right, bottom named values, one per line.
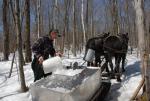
left=84, top=49, right=95, bottom=62
left=42, top=56, right=63, bottom=73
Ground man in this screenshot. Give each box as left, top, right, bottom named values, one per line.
left=31, top=29, right=60, bottom=82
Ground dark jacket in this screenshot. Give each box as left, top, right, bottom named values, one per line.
left=32, top=35, right=56, bottom=59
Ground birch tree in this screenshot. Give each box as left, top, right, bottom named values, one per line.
left=72, top=0, right=76, bottom=56
left=89, top=0, right=93, bottom=38
left=81, top=0, right=86, bottom=45
left=134, top=0, right=150, bottom=100
left=15, top=0, right=28, bottom=92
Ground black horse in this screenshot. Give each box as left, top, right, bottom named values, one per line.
left=103, top=33, right=129, bottom=82
left=84, top=33, right=110, bottom=66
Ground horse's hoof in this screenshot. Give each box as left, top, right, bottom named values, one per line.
left=117, top=78, right=122, bottom=82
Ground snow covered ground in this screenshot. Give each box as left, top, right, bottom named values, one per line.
left=0, top=51, right=141, bottom=101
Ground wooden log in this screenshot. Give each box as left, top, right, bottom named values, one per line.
left=130, top=77, right=145, bottom=101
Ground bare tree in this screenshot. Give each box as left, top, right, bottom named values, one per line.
left=86, top=0, right=93, bottom=39
left=134, top=0, right=146, bottom=74
left=61, top=0, right=70, bottom=53
left=37, top=0, right=41, bottom=38
left=3, top=0, right=10, bottom=60
left=72, top=0, right=76, bottom=56
left=134, top=0, right=150, bottom=100
left=81, top=0, right=86, bottom=45
left=24, top=0, right=32, bottom=62
left=15, top=0, right=28, bottom=92
left=53, top=0, right=58, bottom=29
left=89, top=0, right=94, bottom=38
left=111, top=0, right=119, bottom=35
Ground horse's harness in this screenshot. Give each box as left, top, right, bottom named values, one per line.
left=103, top=35, right=128, bottom=54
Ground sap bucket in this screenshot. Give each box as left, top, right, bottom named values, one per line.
left=42, top=56, right=63, bottom=73
left=84, top=49, right=95, bottom=62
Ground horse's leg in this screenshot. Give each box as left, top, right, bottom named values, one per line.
left=121, top=54, right=126, bottom=72
left=95, top=53, right=101, bottom=67
left=95, top=55, right=98, bottom=67
left=87, top=62, right=90, bottom=66
left=91, top=61, right=94, bottom=66
left=105, top=53, right=114, bottom=73
left=107, top=53, right=113, bottom=73
left=105, top=53, right=116, bottom=79
left=105, top=61, right=109, bottom=73
left=115, top=55, right=122, bottom=82
left=114, top=56, right=117, bottom=73
left=103, top=53, right=110, bottom=73
left=109, top=58, right=113, bottom=73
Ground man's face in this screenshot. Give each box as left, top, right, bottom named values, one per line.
left=50, top=32, right=57, bottom=40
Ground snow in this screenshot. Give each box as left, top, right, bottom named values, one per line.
left=105, top=54, right=142, bottom=101
left=54, top=69, right=83, bottom=76
left=0, top=51, right=142, bottom=101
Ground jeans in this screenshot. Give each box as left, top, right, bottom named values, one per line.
left=31, top=56, right=52, bottom=82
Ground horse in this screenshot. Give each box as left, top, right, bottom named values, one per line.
left=84, top=33, right=110, bottom=67
left=103, top=33, right=129, bottom=82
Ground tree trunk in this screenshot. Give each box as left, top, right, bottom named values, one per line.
left=134, top=0, right=150, bottom=100
left=111, top=0, right=119, bottom=35
left=25, top=0, right=32, bottom=62
left=62, top=0, right=70, bottom=53
left=125, top=0, right=130, bottom=34
left=72, top=0, right=76, bottom=56
left=15, top=0, right=28, bottom=92
left=53, top=0, right=57, bottom=29
left=81, top=0, right=86, bottom=45
left=134, top=0, right=146, bottom=75
left=90, top=0, right=93, bottom=37
left=3, top=0, right=10, bottom=60
left=37, top=0, right=41, bottom=38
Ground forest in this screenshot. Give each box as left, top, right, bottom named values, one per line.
left=0, top=0, right=150, bottom=55
left=0, top=0, right=150, bottom=101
